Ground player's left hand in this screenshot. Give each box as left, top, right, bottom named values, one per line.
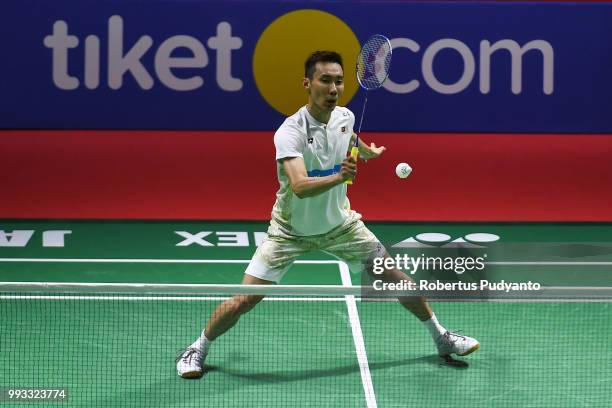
left=360, top=142, right=386, bottom=161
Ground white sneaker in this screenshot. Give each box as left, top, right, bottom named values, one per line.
left=176, top=347, right=206, bottom=378
left=435, top=331, right=480, bottom=357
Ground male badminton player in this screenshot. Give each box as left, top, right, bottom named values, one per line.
left=177, top=50, right=479, bottom=378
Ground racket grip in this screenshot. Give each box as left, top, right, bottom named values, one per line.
left=345, top=146, right=359, bottom=185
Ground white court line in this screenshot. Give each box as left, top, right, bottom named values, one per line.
left=0, top=258, right=340, bottom=264
left=487, top=261, right=612, bottom=266
left=339, top=262, right=377, bottom=408
left=0, top=259, right=352, bottom=301
left=0, top=296, right=348, bottom=301
left=1, top=258, right=610, bottom=266
left=3, top=295, right=611, bottom=303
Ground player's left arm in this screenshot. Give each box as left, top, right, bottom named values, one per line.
left=350, top=132, right=386, bottom=161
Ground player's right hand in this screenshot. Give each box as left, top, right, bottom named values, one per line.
left=339, top=155, right=357, bottom=181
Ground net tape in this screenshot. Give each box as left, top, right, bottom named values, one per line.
left=1, top=282, right=611, bottom=301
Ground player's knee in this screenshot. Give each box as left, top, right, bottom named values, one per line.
left=398, top=295, right=425, bottom=307
left=231, top=294, right=265, bottom=315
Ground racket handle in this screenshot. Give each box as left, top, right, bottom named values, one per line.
left=345, top=146, right=359, bottom=185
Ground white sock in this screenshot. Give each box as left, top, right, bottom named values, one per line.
left=190, top=331, right=211, bottom=354
left=423, top=313, right=446, bottom=340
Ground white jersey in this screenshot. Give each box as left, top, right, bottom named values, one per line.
left=272, top=105, right=355, bottom=236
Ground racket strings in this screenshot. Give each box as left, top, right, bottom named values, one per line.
left=357, top=35, right=392, bottom=90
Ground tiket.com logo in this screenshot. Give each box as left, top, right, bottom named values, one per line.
left=43, top=10, right=555, bottom=108
left=43, top=16, right=243, bottom=91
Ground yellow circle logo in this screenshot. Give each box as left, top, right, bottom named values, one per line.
left=253, top=9, right=361, bottom=116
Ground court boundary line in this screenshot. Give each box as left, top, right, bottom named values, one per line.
left=0, top=258, right=337, bottom=264
left=0, top=295, right=348, bottom=301
left=0, top=259, right=350, bottom=301
left=2, top=295, right=611, bottom=303
left=487, top=261, right=612, bottom=266
left=1, top=257, right=611, bottom=266
left=338, top=262, right=377, bottom=408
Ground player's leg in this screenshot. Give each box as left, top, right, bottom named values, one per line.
left=323, top=214, right=479, bottom=358
left=373, top=262, right=433, bottom=320
left=323, top=220, right=432, bottom=320
left=176, top=274, right=272, bottom=379
left=204, top=274, right=272, bottom=341
left=376, top=261, right=480, bottom=358
left=177, top=224, right=305, bottom=378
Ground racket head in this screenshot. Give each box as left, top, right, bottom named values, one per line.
left=356, top=34, right=392, bottom=91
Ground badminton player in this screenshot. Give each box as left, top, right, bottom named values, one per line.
left=177, top=50, right=479, bottom=378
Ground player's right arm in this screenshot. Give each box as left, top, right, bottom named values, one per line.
left=281, top=156, right=357, bottom=199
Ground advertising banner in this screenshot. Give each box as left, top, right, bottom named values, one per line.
left=1, top=1, right=611, bottom=132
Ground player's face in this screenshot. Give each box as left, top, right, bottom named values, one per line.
left=305, top=62, right=344, bottom=113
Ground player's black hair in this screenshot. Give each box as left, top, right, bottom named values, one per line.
left=304, top=51, right=343, bottom=79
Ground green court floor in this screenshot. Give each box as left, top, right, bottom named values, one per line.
left=3, top=296, right=610, bottom=407
left=1, top=221, right=611, bottom=407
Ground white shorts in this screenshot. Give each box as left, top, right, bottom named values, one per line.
left=245, top=211, right=386, bottom=283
